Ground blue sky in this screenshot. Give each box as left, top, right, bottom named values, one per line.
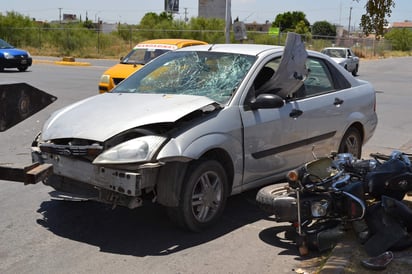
left=2, top=0, right=411, bottom=27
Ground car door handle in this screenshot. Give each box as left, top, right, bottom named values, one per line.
left=334, top=98, right=344, bottom=106
left=289, top=109, right=303, bottom=118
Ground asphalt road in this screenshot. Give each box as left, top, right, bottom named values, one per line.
left=0, top=56, right=411, bottom=274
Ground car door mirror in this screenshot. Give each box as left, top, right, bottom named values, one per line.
left=249, top=93, right=284, bottom=110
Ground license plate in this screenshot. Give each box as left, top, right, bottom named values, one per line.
left=20, top=60, right=27, bottom=64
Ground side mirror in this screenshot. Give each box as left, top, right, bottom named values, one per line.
left=249, top=93, right=284, bottom=110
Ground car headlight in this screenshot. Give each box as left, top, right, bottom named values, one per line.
left=100, top=74, right=111, bottom=84
left=93, top=135, right=167, bottom=164
left=4, top=52, right=14, bottom=59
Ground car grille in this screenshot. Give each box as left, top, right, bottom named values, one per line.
left=14, top=54, right=28, bottom=59
left=40, top=143, right=103, bottom=158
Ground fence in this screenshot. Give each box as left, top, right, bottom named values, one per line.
left=0, top=27, right=392, bottom=58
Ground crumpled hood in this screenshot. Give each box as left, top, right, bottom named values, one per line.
left=42, top=93, right=217, bottom=142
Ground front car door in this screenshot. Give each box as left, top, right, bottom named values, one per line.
left=346, top=48, right=356, bottom=71
left=240, top=57, right=311, bottom=188
left=239, top=54, right=355, bottom=189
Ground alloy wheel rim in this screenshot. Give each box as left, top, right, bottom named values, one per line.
left=191, top=171, right=223, bottom=222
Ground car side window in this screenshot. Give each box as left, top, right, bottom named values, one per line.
left=302, top=58, right=334, bottom=97
left=253, top=59, right=280, bottom=92
left=245, top=58, right=281, bottom=102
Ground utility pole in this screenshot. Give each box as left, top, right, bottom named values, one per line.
left=184, top=8, right=188, bottom=22
left=59, top=8, right=62, bottom=24
left=225, top=0, right=231, bottom=43
left=348, top=6, right=352, bottom=37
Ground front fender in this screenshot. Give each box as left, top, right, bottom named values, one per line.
left=157, top=133, right=242, bottom=162
left=157, top=133, right=244, bottom=194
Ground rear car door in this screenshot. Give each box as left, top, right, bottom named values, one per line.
left=290, top=56, right=354, bottom=157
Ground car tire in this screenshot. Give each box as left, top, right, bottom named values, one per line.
left=338, top=127, right=362, bottom=159
left=167, top=159, right=228, bottom=232
left=352, top=65, right=358, bottom=76
left=18, top=65, right=28, bottom=72
left=255, top=183, right=290, bottom=214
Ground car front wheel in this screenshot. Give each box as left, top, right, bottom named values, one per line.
left=338, top=127, right=362, bottom=159
left=352, top=64, right=358, bottom=76
left=18, top=65, right=28, bottom=72
left=167, top=160, right=228, bottom=232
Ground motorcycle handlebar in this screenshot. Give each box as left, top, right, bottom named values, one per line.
left=331, top=173, right=351, bottom=190
left=370, top=151, right=412, bottom=164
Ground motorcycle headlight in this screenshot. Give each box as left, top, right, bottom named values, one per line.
left=311, top=199, right=329, bottom=217
left=93, top=136, right=167, bottom=164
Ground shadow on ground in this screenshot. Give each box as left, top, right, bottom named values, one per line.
left=35, top=189, right=269, bottom=257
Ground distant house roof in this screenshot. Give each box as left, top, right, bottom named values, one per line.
left=391, top=21, right=412, bottom=28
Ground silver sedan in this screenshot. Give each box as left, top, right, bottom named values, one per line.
left=31, top=36, right=377, bottom=232
left=321, top=47, right=360, bottom=76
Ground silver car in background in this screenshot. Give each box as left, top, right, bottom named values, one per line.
left=32, top=37, right=377, bottom=231
left=321, top=47, right=360, bottom=76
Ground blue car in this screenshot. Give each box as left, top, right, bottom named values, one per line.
left=0, top=38, right=32, bottom=72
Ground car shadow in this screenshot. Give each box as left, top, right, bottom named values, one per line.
left=36, top=189, right=268, bottom=257
left=0, top=69, right=31, bottom=73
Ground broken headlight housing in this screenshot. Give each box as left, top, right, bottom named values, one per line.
left=93, top=135, right=167, bottom=164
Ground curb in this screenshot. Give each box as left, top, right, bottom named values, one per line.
left=318, top=196, right=412, bottom=273
left=54, top=61, right=91, bottom=66
left=33, top=59, right=91, bottom=66
left=319, top=238, right=353, bottom=274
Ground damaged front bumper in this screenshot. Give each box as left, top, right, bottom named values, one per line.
left=31, top=149, right=162, bottom=209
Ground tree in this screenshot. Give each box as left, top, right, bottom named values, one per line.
left=385, top=28, right=412, bottom=51
left=273, top=11, right=310, bottom=32
left=0, top=11, right=36, bottom=45
left=311, top=21, right=337, bottom=37
left=139, top=12, right=173, bottom=29
left=356, top=0, right=395, bottom=38
left=295, top=20, right=310, bottom=35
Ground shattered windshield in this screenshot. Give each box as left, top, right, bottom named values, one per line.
left=322, top=48, right=346, bottom=58
left=121, top=48, right=170, bottom=65
left=113, top=51, right=256, bottom=104
left=0, top=39, right=13, bottom=49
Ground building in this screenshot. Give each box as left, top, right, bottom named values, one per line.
left=390, top=21, right=412, bottom=30
left=198, top=0, right=226, bottom=19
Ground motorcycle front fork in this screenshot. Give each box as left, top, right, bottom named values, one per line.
left=295, top=188, right=309, bottom=255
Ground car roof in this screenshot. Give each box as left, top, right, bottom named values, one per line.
left=322, top=47, right=349, bottom=50
left=176, top=43, right=285, bottom=56
left=134, top=38, right=208, bottom=50
left=176, top=43, right=325, bottom=59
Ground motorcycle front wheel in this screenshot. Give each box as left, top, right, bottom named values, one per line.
left=256, top=183, right=296, bottom=217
